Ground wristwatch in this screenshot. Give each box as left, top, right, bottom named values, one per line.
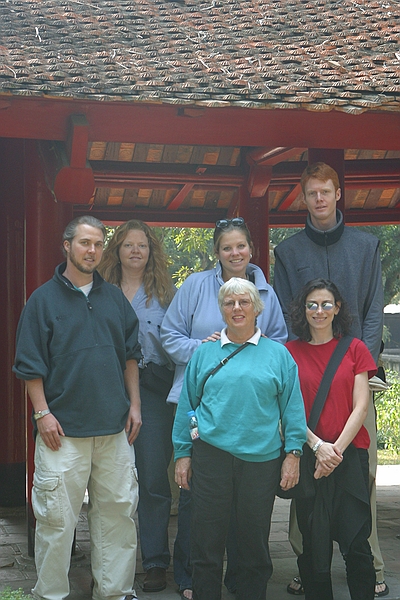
left=287, top=449, right=303, bottom=457
left=33, top=409, right=51, bottom=421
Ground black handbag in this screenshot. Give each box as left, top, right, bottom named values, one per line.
left=277, top=336, right=353, bottom=499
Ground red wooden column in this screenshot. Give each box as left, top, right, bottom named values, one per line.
left=24, top=140, right=73, bottom=553
left=239, top=161, right=272, bottom=279
left=239, top=184, right=270, bottom=279
left=308, top=149, right=345, bottom=218
left=0, top=139, right=26, bottom=507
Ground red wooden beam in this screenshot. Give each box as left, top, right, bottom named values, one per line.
left=53, top=115, right=94, bottom=204
left=67, top=115, right=90, bottom=169
left=91, top=159, right=399, bottom=191
left=73, top=205, right=226, bottom=225
left=277, top=184, right=302, bottom=211
left=248, top=147, right=305, bottom=166
left=93, top=170, right=244, bottom=188
left=1, top=96, right=400, bottom=150
left=167, top=184, right=194, bottom=210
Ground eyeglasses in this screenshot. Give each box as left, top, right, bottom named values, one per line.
left=305, top=301, right=335, bottom=311
left=215, top=217, right=246, bottom=230
left=223, top=299, right=252, bottom=310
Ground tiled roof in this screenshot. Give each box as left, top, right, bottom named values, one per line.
left=0, top=0, right=399, bottom=114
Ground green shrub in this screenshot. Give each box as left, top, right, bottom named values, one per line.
left=0, top=589, right=32, bottom=600
left=375, top=370, right=400, bottom=453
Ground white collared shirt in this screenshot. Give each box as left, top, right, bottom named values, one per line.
left=220, top=327, right=262, bottom=347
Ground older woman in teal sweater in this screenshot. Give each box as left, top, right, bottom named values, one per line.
left=173, top=278, right=306, bottom=600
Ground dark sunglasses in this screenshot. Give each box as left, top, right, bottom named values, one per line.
left=215, top=217, right=246, bottom=229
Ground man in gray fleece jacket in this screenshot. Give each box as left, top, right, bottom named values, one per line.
left=274, top=162, right=387, bottom=598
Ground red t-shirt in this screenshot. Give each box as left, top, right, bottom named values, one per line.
left=285, top=337, right=377, bottom=449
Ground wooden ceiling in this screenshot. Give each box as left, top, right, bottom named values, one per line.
left=81, top=142, right=400, bottom=226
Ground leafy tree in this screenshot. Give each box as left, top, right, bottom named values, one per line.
left=376, top=370, right=400, bottom=453
left=357, top=226, right=400, bottom=305
left=159, top=227, right=215, bottom=287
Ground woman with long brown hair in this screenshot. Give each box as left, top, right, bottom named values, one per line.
left=99, top=220, right=175, bottom=593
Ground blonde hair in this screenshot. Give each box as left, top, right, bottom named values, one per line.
left=98, top=220, right=175, bottom=307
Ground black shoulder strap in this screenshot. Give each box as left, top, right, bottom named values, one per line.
left=308, top=336, right=353, bottom=431
left=198, top=341, right=251, bottom=401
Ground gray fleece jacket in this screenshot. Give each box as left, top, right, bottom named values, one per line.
left=273, top=211, right=383, bottom=364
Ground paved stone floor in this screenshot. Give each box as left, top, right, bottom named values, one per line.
left=0, top=466, right=399, bottom=600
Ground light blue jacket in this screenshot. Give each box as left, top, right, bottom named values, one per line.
left=160, top=262, right=287, bottom=403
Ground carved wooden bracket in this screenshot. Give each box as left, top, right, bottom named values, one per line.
left=40, top=115, right=94, bottom=204
left=247, top=164, right=272, bottom=199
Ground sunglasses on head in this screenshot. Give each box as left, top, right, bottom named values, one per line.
left=215, top=217, right=246, bottom=229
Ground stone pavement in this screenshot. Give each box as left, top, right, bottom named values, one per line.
left=0, top=466, right=399, bottom=600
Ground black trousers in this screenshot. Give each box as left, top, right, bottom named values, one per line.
left=296, top=448, right=375, bottom=600
left=190, top=439, right=280, bottom=600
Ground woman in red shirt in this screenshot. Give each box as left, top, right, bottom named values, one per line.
left=286, top=278, right=377, bottom=600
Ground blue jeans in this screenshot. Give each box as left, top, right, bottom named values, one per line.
left=134, top=384, right=174, bottom=571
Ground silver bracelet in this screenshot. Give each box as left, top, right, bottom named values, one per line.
left=312, top=439, right=324, bottom=454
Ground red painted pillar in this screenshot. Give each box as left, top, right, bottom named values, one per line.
left=0, top=139, right=26, bottom=507
left=24, top=140, right=73, bottom=552
left=308, top=149, right=345, bottom=219
left=239, top=185, right=270, bottom=279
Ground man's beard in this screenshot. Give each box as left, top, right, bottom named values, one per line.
left=68, top=250, right=98, bottom=274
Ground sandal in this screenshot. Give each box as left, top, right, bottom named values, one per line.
left=375, top=581, right=389, bottom=597
left=287, top=576, right=305, bottom=595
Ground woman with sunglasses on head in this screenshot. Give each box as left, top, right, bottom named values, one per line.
left=286, top=278, right=377, bottom=600
left=98, top=220, right=176, bottom=594
left=161, top=217, right=287, bottom=599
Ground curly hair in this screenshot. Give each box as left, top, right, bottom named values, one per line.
left=289, top=278, right=352, bottom=342
left=98, top=220, right=175, bottom=307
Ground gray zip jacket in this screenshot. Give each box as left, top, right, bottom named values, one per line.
left=273, top=210, right=383, bottom=364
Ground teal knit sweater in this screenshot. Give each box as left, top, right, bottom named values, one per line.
left=173, top=336, right=307, bottom=462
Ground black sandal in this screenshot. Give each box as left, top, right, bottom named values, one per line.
left=375, top=581, right=389, bottom=597
left=287, top=576, right=305, bottom=595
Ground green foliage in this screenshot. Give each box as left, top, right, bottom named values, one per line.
left=269, top=228, right=301, bottom=285
left=357, top=225, right=400, bottom=305
left=376, top=370, right=400, bottom=453
left=377, top=449, right=400, bottom=465
left=156, top=227, right=215, bottom=287
left=0, top=588, right=32, bottom=600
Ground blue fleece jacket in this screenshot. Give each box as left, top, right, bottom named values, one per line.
left=13, top=264, right=142, bottom=437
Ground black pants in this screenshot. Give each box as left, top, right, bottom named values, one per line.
left=190, top=439, right=280, bottom=600
left=296, top=448, right=375, bottom=600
